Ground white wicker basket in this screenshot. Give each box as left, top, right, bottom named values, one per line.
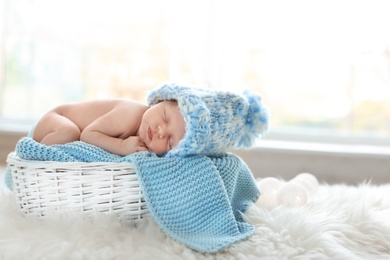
left=7, top=153, right=148, bottom=220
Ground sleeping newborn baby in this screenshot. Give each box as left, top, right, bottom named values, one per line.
left=33, top=98, right=185, bottom=156
left=33, top=84, right=269, bottom=157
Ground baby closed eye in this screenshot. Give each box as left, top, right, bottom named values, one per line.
left=163, top=109, right=168, bottom=123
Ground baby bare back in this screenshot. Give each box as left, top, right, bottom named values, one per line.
left=33, top=99, right=148, bottom=155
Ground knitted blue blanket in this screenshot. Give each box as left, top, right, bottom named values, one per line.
left=10, top=137, right=260, bottom=253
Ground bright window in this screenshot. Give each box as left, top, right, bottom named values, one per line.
left=1, top=0, right=390, bottom=143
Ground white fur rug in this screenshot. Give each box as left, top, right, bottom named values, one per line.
left=1, top=182, right=390, bottom=259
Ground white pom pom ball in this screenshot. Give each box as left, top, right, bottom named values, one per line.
left=277, top=182, right=308, bottom=207
left=291, top=173, right=319, bottom=196
left=256, top=177, right=282, bottom=209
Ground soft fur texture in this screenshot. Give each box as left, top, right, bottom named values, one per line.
left=1, top=181, right=390, bottom=259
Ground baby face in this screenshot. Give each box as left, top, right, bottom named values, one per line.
left=138, top=100, right=186, bottom=156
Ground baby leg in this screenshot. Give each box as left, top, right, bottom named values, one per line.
left=33, top=111, right=81, bottom=145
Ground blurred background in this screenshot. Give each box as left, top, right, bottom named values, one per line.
left=1, top=0, right=390, bottom=183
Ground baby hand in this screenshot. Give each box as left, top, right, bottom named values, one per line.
left=134, top=137, right=149, bottom=152
left=123, top=136, right=148, bottom=155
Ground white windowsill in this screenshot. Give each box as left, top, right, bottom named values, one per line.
left=2, top=121, right=390, bottom=156
left=0, top=121, right=33, bottom=135
left=1, top=124, right=390, bottom=184
left=256, top=139, right=390, bottom=157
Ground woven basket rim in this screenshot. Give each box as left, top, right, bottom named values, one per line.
left=7, top=152, right=132, bottom=167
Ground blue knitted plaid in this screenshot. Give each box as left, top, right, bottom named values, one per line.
left=10, top=137, right=260, bottom=253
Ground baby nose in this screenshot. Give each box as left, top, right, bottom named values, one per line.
left=157, top=125, right=167, bottom=139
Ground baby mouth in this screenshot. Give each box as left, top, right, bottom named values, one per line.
left=148, top=127, right=153, bottom=140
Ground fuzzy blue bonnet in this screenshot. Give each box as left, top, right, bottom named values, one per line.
left=147, top=83, right=269, bottom=157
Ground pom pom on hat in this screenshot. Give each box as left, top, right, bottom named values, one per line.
left=147, top=83, right=269, bottom=157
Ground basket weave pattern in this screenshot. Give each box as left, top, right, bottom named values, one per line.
left=7, top=153, right=148, bottom=220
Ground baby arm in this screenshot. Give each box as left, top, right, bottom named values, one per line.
left=82, top=134, right=148, bottom=156
left=80, top=105, right=148, bottom=156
